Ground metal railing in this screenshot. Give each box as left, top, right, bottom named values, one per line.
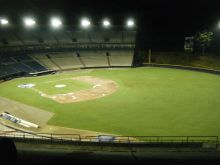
left=84, top=135, right=218, bottom=144
left=0, top=43, right=135, bottom=53
left=0, top=131, right=218, bottom=145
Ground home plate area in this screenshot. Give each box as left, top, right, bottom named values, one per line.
left=42, top=76, right=118, bottom=103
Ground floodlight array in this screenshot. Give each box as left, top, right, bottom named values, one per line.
left=0, top=17, right=136, bottom=29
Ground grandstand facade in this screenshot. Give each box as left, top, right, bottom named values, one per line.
left=0, top=28, right=136, bottom=79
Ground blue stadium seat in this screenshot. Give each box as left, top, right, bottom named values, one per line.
left=24, top=61, right=47, bottom=72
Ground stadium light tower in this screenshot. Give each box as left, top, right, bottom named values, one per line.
left=102, top=19, right=111, bottom=28
left=126, top=18, right=135, bottom=28
left=0, top=18, right=9, bottom=26
left=24, top=17, right=36, bottom=27
left=81, top=18, right=91, bottom=28
left=50, top=17, right=62, bottom=29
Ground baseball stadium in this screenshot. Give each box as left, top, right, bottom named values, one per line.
left=1, top=1, right=220, bottom=164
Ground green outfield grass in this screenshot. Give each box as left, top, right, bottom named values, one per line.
left=0, top=67, right=220, bottom=136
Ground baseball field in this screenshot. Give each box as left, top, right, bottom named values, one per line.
left=0, top=67, right=220, bottom=136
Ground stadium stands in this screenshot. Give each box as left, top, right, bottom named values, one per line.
left=30, top=49, right=134, bottom=70
left=70, top=31, right=91, bottom=43
left=40, top=53, right=83, bottom=70
left=30, top=54, right=60, bottom=70
left=0, top=31, right=23, bottom=46
left=0, top=28, right=136, bottom=78
left=16, top=31, right=40, bottom=46
left=24, top=61, right=47, bottom=72
left=0, top=65, right=18, bottom=76
left=0, top=54, right=48, bottom=79
left=122, top=31, right=136, bottom=43
left=109, top=50, right=134, bottom=66
left=79, top=50, right=109, bottom=67
left=89, top=31, right=124, bottom=43
left=52, top=31, right=73, bottom=44
left=9, top=63, right=34, bottom=72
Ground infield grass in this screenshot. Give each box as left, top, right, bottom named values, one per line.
left=35, top=78, right=92, bottom=95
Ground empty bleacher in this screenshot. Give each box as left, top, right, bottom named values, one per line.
left=31, top=53, right=83, bottom=70
left=30, top=54, right=60, bottom=70
left=0, top=28, right=136, bottom=78
left=0, top=64, right=19, bottom=76
left=24, top=61, right=47, bottom=72
left=0, top=31, right=24, bottom=46
left=30, top=50, right=134, bottom=70
left=42, top=32, right=58, bottom=45
left=109, top=32, right=124, bottom=43
left=46, top=53, right=83, bottom=70
left=16, top=32, right=40, bottom=46
left=79, top=51, right=109, bottom=67
left=12, top=54, right=33, bottom=61
left=0, top=56, right=15, bottom=64
left=69, top=31, right=91, bottom=43
left=122, top=31, right=136, bottom=43
left=109, top=50, right=134, bottom=66
left=10, top=63, right=34, bottom=73
left=52, top=31, right=73, bottom=44
left=0, top=54, right=48, bottom=79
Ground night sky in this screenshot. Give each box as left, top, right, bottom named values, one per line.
left=0, top=0, right=220, bottom=50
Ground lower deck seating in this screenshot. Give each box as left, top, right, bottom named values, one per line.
left=79, top=51, right=109, bottom=67
left=10, top=63, right=34, bottom=72
left=31, top=50, right=134, bottom=70
left=0, top=50, right=134, bottom=79
left=0, top=54, right=48, bottom=78
left=30, top=54, right=60, bottom=70
left=48, top=53, right=83, bottom=69
left=31, top=53, right=83, bottom=70
left=24, top=61, right=47, bottom=72
left=109, top=50, right=134, bottom=66
left=0, top=65, right=19, bottom=76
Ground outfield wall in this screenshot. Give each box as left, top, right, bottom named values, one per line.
left=142, top=52, right=220, bottom=70
left=142, top=63, right=220, bottom=76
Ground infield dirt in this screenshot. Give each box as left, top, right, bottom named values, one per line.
left=35, top=76, right=118, bottom=103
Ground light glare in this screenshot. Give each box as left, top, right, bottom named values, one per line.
left=51, top=17, right=62, bottom=28
left=24, top=18, right=36, bottom=27
left=81, top=18, right=91, bottom=28
left=103, top=20, right=110, bottom=27
left=24, top=17, right=36, bottom=27
left=127, top=19, right=135, bottom=27
left=0, top=18, right=9, bottom=25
